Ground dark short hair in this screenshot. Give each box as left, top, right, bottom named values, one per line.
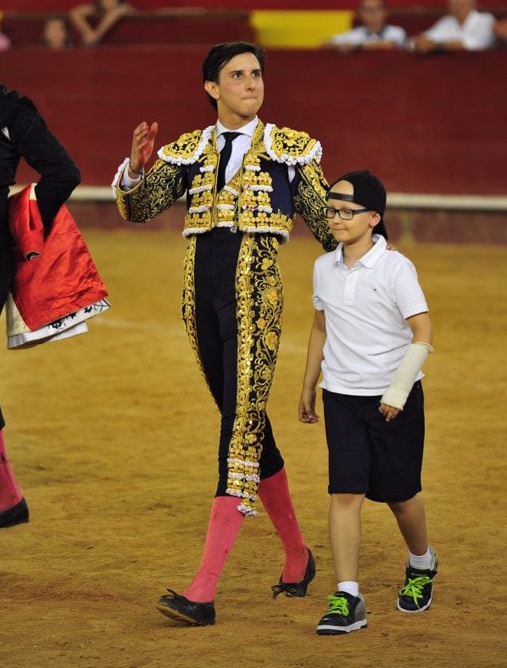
left=202, top=41, right=266, bottom=110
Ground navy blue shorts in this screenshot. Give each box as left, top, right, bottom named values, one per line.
left=322, top=381, right=425, bottom=503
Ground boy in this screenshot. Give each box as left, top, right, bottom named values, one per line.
left=298, top=170, right=437, bottom=635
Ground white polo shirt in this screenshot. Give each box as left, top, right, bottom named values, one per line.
left=312, top=235, right=428, bottom=396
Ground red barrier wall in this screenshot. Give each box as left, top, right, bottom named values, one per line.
left=2, top=10, right=254, bottom=47
left=3, top=6, right=506, bottom=49
left=2, top=47, right=507, bottom=196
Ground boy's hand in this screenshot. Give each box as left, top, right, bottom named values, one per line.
left=298, top=389, right=319, bottom=423
left=379, top=402, right=402, bottom=422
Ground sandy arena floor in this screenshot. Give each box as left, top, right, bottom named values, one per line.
left=1, top=228, right=506, bottom=668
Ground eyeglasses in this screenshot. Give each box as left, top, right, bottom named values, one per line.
left=322, top=206, right=370, bottom=220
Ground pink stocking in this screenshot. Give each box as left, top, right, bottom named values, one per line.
left=0, top=430, right=23, bottom=511
left=258, top=467, right=308, bottom=583
left=183, top=495, right=245, bottom=603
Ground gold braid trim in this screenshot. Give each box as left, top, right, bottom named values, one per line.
left=227, top=234, right=283, bottom=515
left=264, top=124, right=323, bottom=165
left=114, top=158, right=186, bottom=224
left=158, top=128, right=211, bottom=164
left=181, top=236, right=210, bottom=388
left=294, top=161, right=338, bottom=252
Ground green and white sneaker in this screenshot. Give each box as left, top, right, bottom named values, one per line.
left=317, top=591, right=367, bottom=635
left=397, top=546, right=438, bottom=613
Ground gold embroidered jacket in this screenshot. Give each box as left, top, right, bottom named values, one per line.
left=113, top=120, right=337, bottom=252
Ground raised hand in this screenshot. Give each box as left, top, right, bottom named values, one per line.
left=129, top=121, right=159, bottom=177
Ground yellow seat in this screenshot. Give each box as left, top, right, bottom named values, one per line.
left=251, top=10, right=354, bottom=48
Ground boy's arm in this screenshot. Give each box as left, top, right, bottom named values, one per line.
left=380, top=311, right=433, bottom=422
left=407, top=311, right=432, bottom=348
left=298, top=310, right=326, bottom=424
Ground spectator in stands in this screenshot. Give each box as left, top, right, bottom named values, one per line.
left=69, top=0, right=133, bottom=47
left=410, top=0, right=495, bottom=54
left=494, top=17, right=507, bottom=47
left=0, top=30, right=11, bottom=52
left=324, top=0, right=407, bottom=53
left=42, top=16, right=73, bottom=50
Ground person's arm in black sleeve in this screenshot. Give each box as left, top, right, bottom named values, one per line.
left=9, top=96, right=81, bottom=234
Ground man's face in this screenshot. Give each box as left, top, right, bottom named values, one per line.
left=358, top=0, right=387, bottom=33
left=205, top=52, right=264, bottom=125
left=448, top=0, right=474, bottom=23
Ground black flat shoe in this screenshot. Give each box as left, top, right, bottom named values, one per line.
left=272, top=549, right=316, bottom=598
left=156, top=589, right=216, bottom=626
left=0, top=497, right=29, bottom=529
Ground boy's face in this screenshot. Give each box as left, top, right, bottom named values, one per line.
left=326, top=180, right=380, bottom=244
left=204, top=52, right=264, bottom=127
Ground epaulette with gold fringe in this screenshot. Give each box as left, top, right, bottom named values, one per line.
left=264, top=123, right=323, bottom=166
left=157, top=126, right=214, bottom=165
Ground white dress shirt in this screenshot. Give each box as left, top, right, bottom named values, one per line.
left=216, top=117, right=296, bottom=184
left=216, top=117, right=257, bottom=186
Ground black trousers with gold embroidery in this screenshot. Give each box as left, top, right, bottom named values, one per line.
left=184, top=228, right=285, bottom=505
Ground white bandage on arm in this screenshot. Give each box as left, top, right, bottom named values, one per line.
left=381, top=342, right=434, bottom=410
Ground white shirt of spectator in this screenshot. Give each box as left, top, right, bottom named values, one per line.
left=329, top=24, right=407, bottom=48
left=424, top=9, right=495, bottom=50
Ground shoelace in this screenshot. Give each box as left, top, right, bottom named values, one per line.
left=399, top=574, right=434, bottom=606
left=326, top=594, right=350, bottom=616
left=272, top=581, right=300, bottom=598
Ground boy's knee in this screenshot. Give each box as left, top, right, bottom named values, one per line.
left=388, top=493, right=419, bottom=514
left=331, top=493, right=365, bottom=509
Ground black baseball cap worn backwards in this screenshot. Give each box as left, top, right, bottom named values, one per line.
left=327, top=170, right=388, bottom=239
